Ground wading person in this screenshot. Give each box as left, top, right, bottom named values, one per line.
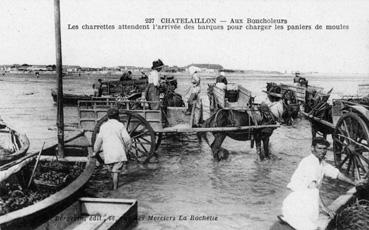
left=141, top=59, right=164, bottom=110
left=92, top=78, right=103, bottom=97
left=92, top=108, right=131, bottom=190
left=276, top=137, right=360, bottom=230
left=293, top=72, right=301, bottom=86
left=185, top=72, right=201, bottom=115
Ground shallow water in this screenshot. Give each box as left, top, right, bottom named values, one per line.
left=0, top=72, right=367, bottom=229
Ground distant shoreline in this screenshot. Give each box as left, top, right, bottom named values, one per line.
left=0, top=71, right=367, bottom=82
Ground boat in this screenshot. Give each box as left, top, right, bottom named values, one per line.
left=51, top=89, right=92, bottom=105
left=270, top=187, right=358, bottom=230
left=36, top=197, right=137, bottom=230
left=0, top=130, right=96, bottom=230
left=0, top=117, right=30, bottom=166
left=51, top=89, right=143, bottom=106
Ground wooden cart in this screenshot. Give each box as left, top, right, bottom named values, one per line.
left=78, top=83, right=279, bottom=163
left=303, top=93, right=369, bottom=180
left=265, top=82, right=325, bottom=103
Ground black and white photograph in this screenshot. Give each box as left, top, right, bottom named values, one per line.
left=1, top=0, right=369, bottom=229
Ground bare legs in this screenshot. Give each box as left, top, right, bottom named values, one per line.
left=112, top=172, right=119, bottom=190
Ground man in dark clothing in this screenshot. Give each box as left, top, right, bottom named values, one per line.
left=93, top=79, right=103, bottom=97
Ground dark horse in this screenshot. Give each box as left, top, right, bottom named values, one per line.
left=161, top=79, right=185, bottom=107
left=201, top=101, right=284, bottom=161
left=304, top=89, right=333, bottom=139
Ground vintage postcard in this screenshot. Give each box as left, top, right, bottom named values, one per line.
left=0, top=0, right=369, bottom=229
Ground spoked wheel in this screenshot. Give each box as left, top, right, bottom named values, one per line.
left=92, top=111, right=156, bottom=164
left=333, top=112, right=369, bottom=180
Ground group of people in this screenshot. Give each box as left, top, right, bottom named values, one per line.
left=91, top=59, right=207, bottom=115
left=93, top=111, right=361, bottom=228
left=140, top=59, right=202, bottom=115
left=91, top=62, right=360, bottom=230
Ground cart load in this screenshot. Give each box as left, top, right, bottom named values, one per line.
left=265, top=82, right=325, bottom=104
left=101, top=78, right=148, bottom=97
left=208, top=83, right=254, bottom=112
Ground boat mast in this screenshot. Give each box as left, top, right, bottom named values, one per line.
left=54, top=0, right=64, bottom=157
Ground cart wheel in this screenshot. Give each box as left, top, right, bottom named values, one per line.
left=92, top=111, right=156, bottom=164
left=333, top=112, right=369, bottom=180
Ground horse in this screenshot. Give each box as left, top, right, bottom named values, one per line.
left=281, top=89, right=300, bottom=126
left=201, top=101, right=285, bottom=161
left=304, top=89, right=334, bottom=139
left=266, top=83, right=300, bottom=125
left=160, top=79, right=185, bottom=107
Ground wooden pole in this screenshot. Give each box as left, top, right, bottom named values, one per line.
left=156, top=124, right=281, bottom=133
left=301, top=111, right=335, bottom=129
left=27, top=142, right=45, bottom=188
left=54, top=0, right=64, bottom=157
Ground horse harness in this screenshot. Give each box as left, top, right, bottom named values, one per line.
left=213, top=105, right=275, bottom=129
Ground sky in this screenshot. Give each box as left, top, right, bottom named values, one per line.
left=0, top=0, right=369, bottom=73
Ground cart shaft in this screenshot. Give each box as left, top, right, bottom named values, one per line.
left=157, top=124, right=280, bottom=133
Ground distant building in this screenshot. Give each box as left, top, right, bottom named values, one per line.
left=185, top=63, right=223, bottom=74
left=28, top=65, right=48, bottom=71
left=63, top=65, right=81, bottom=73
left=118, top=66, right=139, bottom=71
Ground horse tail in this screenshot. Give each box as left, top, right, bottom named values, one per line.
left=198, top=110, right=224, bottom=145
left=203, top=111, right=217, bottom=128
left=198, top=111, right=217, bottom=145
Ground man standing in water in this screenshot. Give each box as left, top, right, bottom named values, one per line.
left=274, top=137, right=359, bottom=230
left=92, top=78, right=103, bottom=97
left=141, top=59, right=164, bottom=110
left=92, top=108, right=131, bottom=190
